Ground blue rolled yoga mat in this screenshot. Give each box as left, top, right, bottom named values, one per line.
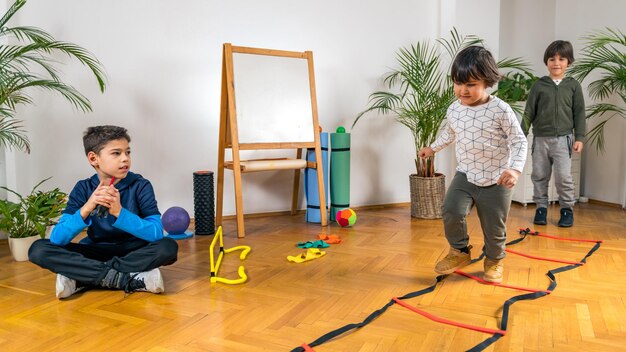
left=330, top=127, right=350, bottom=221
left=304, top=132, right=329, bottom=223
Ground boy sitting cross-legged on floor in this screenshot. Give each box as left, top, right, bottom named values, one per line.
left=29, top=125, right=178, bottom=299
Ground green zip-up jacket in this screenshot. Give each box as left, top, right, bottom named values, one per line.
left=523, top=76, right=586, bottom=141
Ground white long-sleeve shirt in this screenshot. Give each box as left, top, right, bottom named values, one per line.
left=431, top=96, right=527, bottom=186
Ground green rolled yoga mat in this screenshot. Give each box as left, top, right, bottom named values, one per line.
left=330, top=127, right=351, bottom=221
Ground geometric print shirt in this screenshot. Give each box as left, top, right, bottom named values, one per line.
left=430, top=96, right=528, bottom=186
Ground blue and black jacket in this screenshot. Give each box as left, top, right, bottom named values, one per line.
left=50, top=172, right=163, bottom=246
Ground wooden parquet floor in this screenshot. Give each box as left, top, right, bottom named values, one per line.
left=1, top=202, right=625, bottom=351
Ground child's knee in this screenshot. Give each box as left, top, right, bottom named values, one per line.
left=162, top=237, right=178, bottom=253
left=443, top=204, right=466, bottom=221
left=27, top=239, right=49, bottom=264
left=158, top=238, right=179, bottom=263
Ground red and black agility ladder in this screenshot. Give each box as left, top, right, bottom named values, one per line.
left=292, top=228, right=603, bottom=352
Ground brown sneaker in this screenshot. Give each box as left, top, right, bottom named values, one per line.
left=483, top=258, right=504, bottom=283
left=434, top=245, right=472, bottom=274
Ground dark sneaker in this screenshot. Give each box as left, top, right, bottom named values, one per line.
left=558, top=208, right=574, bottom=227
left=533, top=207, right=547, bottom=225
left=125, top=268, right=164, bottom=294
left=56, top=274, right=86, bottom=299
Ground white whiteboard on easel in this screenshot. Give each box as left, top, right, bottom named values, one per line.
left=232, top=53, right=315, bottom=144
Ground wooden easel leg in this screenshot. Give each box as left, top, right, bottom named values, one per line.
left=314, top=148, right=328, bottom=226
left=291, top=148, right=302, bottom=215
left=216, top=48, right=229, bottom=229
left=222, top=43, right=246, bottom=238
left=306, top=51, right=326, bottom=226
left=233, top=167, right=245, bottom=238
left=216, top=158, right=225, bottom=228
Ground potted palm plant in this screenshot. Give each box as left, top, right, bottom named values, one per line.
left=569, top=28, right=625, bottom=152
left=0, top=178, right=66, bottom=261
left=0, top=0, right=107, bottom=153
left=0, top=0, right=106, bottom=247
left=352, top=29, right=480, bottom=218
left=353, top=29, right=532, bottom=218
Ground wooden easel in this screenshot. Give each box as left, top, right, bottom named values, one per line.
left=216, top=43, right=328, bottom=238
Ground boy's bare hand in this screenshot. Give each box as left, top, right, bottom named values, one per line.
left=95, top=183, right=121, bottom=215
left=418, top=147, right=434, bottom=158
left=573, top=141, right=583, bottom=153
left=107, top=187, right=122, bottom=217
left=79, top=181, right=123, bottom=219
left=80, top=180, right=107, bottom=218
left=497, top=169, right=521, bottom=189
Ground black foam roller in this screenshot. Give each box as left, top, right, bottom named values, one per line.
left=193, top=171, right=215, bottom=235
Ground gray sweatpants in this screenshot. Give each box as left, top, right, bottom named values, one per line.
left=443, top=172, right=513, bottom=260
left=531, top=135, right=575, bottom=209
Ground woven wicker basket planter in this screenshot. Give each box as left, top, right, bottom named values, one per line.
left=409, top=173, right=446, bottom=219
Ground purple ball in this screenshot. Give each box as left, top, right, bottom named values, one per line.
left=162, top=206, right=190, bottom=234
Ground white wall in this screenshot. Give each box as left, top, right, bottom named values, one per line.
left=554, top=0, right=626, bottom=207
left=9, top=0, right=442, bottom=215
left=499, top=0, right=626, bottom=207
left=3, top=0, right=625, bottom=218
left=499, top=0, right=555, bottom=74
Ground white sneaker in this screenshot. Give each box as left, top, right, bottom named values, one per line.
left=125, top=268, right=164, bottom=294
left=56, top=274, right=86, bottom=299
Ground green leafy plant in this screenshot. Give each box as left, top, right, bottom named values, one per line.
left=492, top=67, right=537, bottom=122
left=0, top=177, right=66, bottom=238
left=494, top=69, right=538, bottom=101
left=0, top=0, right=106, bottom=153
left=352, top=28, right=532, bottom=177
left=569, top=28, right=626, bottom=152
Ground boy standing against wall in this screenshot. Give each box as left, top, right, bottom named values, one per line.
left=523, top=40, right=586, bottom=227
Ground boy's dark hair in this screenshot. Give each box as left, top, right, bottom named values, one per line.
left=543, top=40, right=575, bottom=65
left=83, top=125, right=131, bottom=155
left=451, top=46, right=501, bottom=88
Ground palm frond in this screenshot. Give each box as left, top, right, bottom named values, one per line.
left=1, top=92, right=34, bottom=111
left=38, top=41, right=107, bottom=92
left=0, top=0, right=108, bottom=154
left=438, top=27, right=482, bottom=59
left=0, top=0, right=25, bottom=28
left=352, top=92, right=402, bottom=128
left=21, top=79, right=93, bottom=112
left=5, top=41, right=106, bottom=92
left=0, top=46, right=63, bottom=82
left=16, top=54, right=62, bottom=81
left=497, top=57, right=534, bottom=77
left=570, top=28, right=626, bottom=85
left=0, top=116, right=30, bottom=153
left=0, top=26, right=55, bottom=44
left=586, top=102, right=626, bottom=120
left=587, top=75, right=623, bottom=101
left=585, top=119, right=609, bottom=153
left=585, top=103, right=625, bottom=153
left=569, top=27, right=626, bottom=151
left=581, top=28, right=626, bottom=49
